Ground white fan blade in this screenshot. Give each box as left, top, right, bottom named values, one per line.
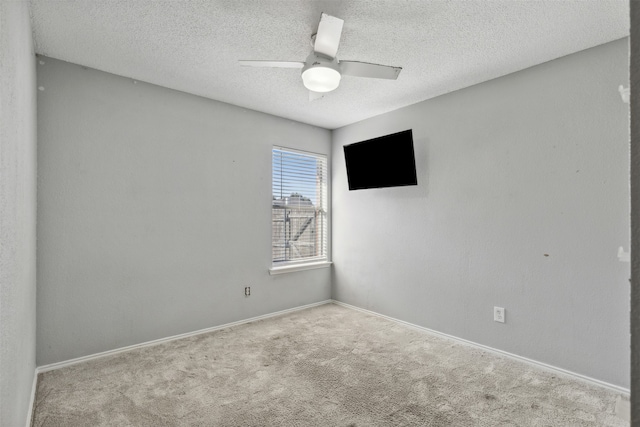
left=314, top=13, right=344, bottom=59
left=309, top=90, right=325, bottom=102
left=340, top=61, right=402, bottom=79
left=239, top=60, right=304, bottom=68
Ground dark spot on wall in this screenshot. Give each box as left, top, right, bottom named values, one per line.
left=544, top=254, right=549, bottom=257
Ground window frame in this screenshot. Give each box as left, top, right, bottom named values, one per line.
left=269, top=146, right=331, bottom=275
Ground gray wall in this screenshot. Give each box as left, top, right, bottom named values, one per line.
left=0, top=1, right=38, bottom=425
left=630, top=0, right=639, bottom=423
left=332, top=39, right=630, bottom=388
left=37, top=57, right=331, bottom=365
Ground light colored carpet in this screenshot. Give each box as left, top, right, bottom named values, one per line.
left=32, top=303, right=628, bottom=426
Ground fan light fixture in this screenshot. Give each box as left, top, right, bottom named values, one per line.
left=302, top=64, right=341, bottom=92
left=239, top=13, right=403, bottom=100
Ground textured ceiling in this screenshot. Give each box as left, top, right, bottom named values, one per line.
left=29, top=0, right=628, bottom=130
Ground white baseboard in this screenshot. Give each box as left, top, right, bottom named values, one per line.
left=331, top=300, right=630, bottom=396
left=26, top=368, right=37, bottom=427
left=32, top=297, right=628, bottom=405
left=36, top=300, right=332, bottom=374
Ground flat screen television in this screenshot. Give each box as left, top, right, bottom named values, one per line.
left=343, top=129, right=417, bottom=190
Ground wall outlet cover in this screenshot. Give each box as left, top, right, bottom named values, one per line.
left=494, top=306, right=505, bottom=323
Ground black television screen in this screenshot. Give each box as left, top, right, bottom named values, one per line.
left=343, top=129, right=417, bottom=190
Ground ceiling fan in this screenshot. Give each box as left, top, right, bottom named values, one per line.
left=239, top=13, right=402, bottom=101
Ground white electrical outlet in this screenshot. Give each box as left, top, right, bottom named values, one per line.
left=494, top=307, right=505, bottom=323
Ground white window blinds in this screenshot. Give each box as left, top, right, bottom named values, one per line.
left=272, top=147, right=328, bottom=265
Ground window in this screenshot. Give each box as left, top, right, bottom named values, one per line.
left=272, top=147, right=328, bottom=269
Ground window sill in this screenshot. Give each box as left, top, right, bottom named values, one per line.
left=269, top=261, right=332, bottom=275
